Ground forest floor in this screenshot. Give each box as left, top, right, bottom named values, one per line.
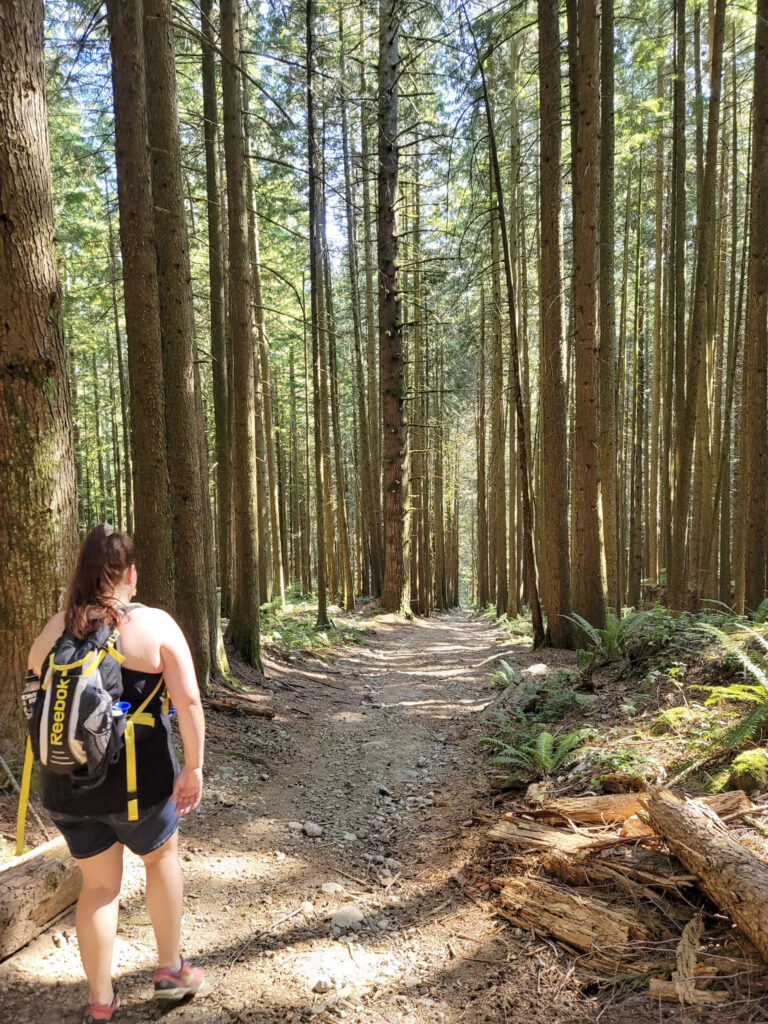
left=0, top=608, right=763, bottom=1023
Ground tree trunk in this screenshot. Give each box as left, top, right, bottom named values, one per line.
left=599, top=0, right=619, bottom=615
left=570, top=0, right=605, bottom=631
left=378, top=0, right=408, bottom=613
left=106, top=0, right=174, bottom=611
left=143, top=0, right=211, bottom=685
left=477, top=285, right=489, bottom=608
left=105, top=181, right=133, bottom=537
left=668, top=0, right=725, bottom=609
left=647, top=788, right=768, bottom=962
left=201, top=0, right=230, bottom=616
left=307, top=0, right=329, bottom=627
left=538, top=0, right=572, bottom=648
left=339, top=5, right=381, bottom=598
left=0, top=0, right=77, bottom=735
left=359, top=8, right=383, bottom=577
left=738, top=0, right=768, bottom=613
left=649, top=27, right=664, bottom=587
left=220, top=0, right=261, bottom=665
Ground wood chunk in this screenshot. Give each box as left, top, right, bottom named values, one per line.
left=647, top=787, right=768, bottom=962
left=600, top=772, right=649, bottom=794
left=648, top=977, right=727, bottom=1005
left=700, top=790, right=753, bottom=818
left=499, top=876, right=651, bottom=952
left=621, top=813, right=655, bottom=837
left=207, top=695, right=276, bottom=719
left=487, top=816, right=606, bottom=854
left=539, top=794, right=646, bottom=824
left=0, top=836, right=81, bottom=960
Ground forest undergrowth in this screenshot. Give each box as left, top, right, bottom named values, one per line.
left=479, top=602, right=768, bottom=803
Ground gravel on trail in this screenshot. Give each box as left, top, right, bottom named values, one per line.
left=0, top=610, right=599, bottom=1024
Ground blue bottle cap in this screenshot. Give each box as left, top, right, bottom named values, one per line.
left=114, top=701, right=131, bottom=713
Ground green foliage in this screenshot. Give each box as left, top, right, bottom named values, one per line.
left=727, top=748, right=768, bottom=794
left=650, top=705, right=709, bottom=736
left=479, top=726, right=598, bottom=782
left=582, top=745, right=664, bottom=783
left=489, top=659, right=518, bottom=690
left=568, top=609, right=654, bottom=671
left=751, top=600, right=768, bottom=624
left=694, top=623, right=768, bottom=747
left=259, top=599, right=369, bottom=660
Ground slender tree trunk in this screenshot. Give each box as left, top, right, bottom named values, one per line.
left=537, top=0, right=573, bottom=647
left=221, top=0, right=261, bottom=665
left=649, top=26, right=664, bottom=586
left=490, top=168, right=508, bottom=617
left=105, top=181, right=133, bottom=537
left=378, top=0, right=408, bottom=612
left=105, top=0, right=174, bottom=610
left=307, top=0, right=329, bottom=627
left=359, top=8, right=383, bottom=574
left=477, top=286, right=489, bottom=608
left=468, top=9, right=544, bottom=646
left=738, top=0, right=768, bottom=612
left=669, top=0, right=725, bottom=609
left=339, top=6, right=381, bottom=598
left=143, top=0, right=211, bottom=684
left=599, top=0, right=619, bottom=615
left=570, top=0, right=606, bottom=630
left=107, top=351, right=122, bottom=530
left=92, top=350, right=106, bottom=522
left=0, top=0, right=77, bottom=733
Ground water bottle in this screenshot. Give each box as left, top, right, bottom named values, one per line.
left=112, top=700, right=131, bottom=719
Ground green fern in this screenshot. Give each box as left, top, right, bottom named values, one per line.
left=694, top=622, right=768, bottom=747
left=484, top=726, right=598, bottom=781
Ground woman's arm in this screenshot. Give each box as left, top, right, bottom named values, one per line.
left=156, top=611, right=205, bottom=815
left=28, top=612, right=65, bottom=676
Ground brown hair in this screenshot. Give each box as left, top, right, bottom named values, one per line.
left=65, top=525, right=135, bottom=639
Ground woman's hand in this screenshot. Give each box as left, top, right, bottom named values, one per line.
left=172, top=765, right=203, bottom=816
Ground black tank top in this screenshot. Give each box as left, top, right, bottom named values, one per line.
left=41, top=666, right=179, bottom=817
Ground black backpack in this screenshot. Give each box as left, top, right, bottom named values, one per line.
left=29, top=624, right=126, bottom=791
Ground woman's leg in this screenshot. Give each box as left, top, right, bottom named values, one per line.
left=75, top=843, right=124, bottom=1005
left=141, top=830, right=182, bottom=968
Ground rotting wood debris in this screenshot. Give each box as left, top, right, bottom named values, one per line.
left=480, top=784, right=768, bottom=1006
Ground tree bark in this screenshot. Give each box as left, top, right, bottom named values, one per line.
left=599, top=0, right=619, bottom=615
left=570, top=0, right=606, bottom=631
left=143, top=0, right=211, bottom=685
left=738, top=0, right=768, bottom=612
left=220, top=0, right=261, bottom=665
left=538, top=0, right=572, bottom=648
left=0, top=0, right=77, bottom=735
left=378, top=0, right=408, bottom=612
left=105, top=0, right=175, bottom=611
left=647, top=787, right=768, bottom=962
left=201, top=0, right=230, bottom=617
left=307, top=0, right=329, bottom=627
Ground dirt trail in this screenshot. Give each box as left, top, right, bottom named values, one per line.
left=0, top=610, right=596, bottom=1024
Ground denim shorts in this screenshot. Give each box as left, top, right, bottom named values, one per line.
left=51, top=796, right=179, bottom=860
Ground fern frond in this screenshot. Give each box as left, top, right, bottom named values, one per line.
left=535, top=731, right=554, bottom=768
left=568, top=612, right=602, bottom=647
left=723, top=704, right=768, bottom=748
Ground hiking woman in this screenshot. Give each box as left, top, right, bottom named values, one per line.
left=27, top=524, right=205, bottom=1023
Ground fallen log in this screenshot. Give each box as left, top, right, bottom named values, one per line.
left=535, top=790, right=752, bottom=826
left=0, top=836, right=81, bottom=960
left=499, top=876, right=651, bottom=952
left=646, top=787, right=768, bottom=962
left=207, top=696, right=276, bottom=719
left=487, top=816, right=607, bottom=854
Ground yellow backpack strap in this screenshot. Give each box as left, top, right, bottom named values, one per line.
left=104, top=630, right=125, bottom=664
left=124, top=676, right=165, bottom=822
left=15, top=737, right=34, bottom=856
